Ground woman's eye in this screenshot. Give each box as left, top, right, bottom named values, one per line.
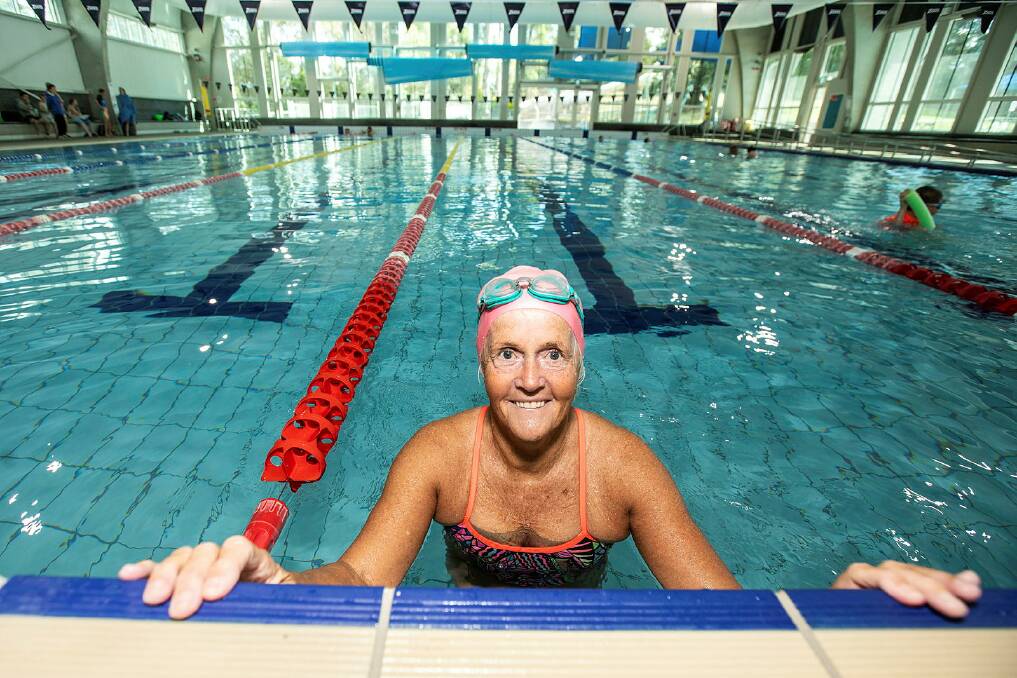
left=548, top=350, right=562, bottom=361
left=499, top=349, right=514, bottom=360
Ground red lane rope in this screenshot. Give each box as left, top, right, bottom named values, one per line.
left=0, top=167, right=74, bottom=182
left=242, top=142, right=461, bottom=551
left=533, top=142, right=1016, bottom=317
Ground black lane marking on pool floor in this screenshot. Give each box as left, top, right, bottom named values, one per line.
left=92, top=219, right=306, bottom=323
left=534, top=183, right=725, bottom=337
left=93, top=193, right=333, bottom=323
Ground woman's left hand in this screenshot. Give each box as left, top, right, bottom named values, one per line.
left=832, top=561, right=981, bottom=618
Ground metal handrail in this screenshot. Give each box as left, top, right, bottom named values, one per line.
left=686, top=122, right=1017, bottom=171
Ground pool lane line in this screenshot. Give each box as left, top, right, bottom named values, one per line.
left=0, top=132, right=238, bottom=165
left=525, top=139, right=1017, bottom=317
left=0, top=134, right=317, bottom=184
left=248, top=140, right=461, bottom=541
left=0, top=139, right=381, bottom=239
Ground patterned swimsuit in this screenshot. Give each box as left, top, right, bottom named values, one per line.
left=443, top=407, right=610, bottom=587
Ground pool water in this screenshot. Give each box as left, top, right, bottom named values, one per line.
left=0, top=134, right=1014, bottom=590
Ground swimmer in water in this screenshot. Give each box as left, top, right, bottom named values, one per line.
left=121, top=266, right=983, bottom=618
left=885, top=185, right=942, bottom=229
left=746, top=147, right=758, bottom=159
left=728, top=145, right=739, bottom=156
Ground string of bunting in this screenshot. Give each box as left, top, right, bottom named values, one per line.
left=42, top=2, right=1003, bottom=41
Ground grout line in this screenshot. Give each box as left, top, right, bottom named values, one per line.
left=367, top=587, right=395, bottom=678
left=776, top=590, right=842, bottom=678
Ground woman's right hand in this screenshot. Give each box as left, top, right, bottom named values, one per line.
left=118, top=535, right=293, bottom=620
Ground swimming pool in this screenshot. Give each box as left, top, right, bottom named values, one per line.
left=0, top=133, right=1014, bottom=590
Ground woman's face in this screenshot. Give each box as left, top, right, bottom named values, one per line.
left=482, top=309, right=580, bottom=445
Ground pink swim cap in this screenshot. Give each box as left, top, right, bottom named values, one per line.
left=476, top=265, right=585, bottom=359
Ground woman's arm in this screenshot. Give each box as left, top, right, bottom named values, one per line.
left=290, top=426, right=442, bottom=586
left=622, top=436, right=740, bottom=589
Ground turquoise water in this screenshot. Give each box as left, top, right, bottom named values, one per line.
left=0, top=134, right=1014, bottom=590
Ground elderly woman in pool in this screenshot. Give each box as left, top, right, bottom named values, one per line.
left=122, top=266, right=983, bottom=619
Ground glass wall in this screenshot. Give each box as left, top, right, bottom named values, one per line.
left=774, top=49, right=812, bottom=126
left=977, top=38, right=1017, bottom=134
left=913, top=17, right=988, bottom=132
left=751, top=55, right=781, bottom=126
left=861, top=26, right=920, bottom=130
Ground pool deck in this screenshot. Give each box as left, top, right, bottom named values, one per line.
left=1, top=576, right=1014, bottom=677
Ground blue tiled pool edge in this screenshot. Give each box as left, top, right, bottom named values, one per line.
left=1, top=576, right=1014, bottom=630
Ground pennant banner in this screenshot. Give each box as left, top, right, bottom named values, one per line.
left=78, top=0, right=100, bottom=27
left=504, top=2, right=524, bottom=31
left=924, top=2, right=944, bottom=32
left=292, top=0, right=313, bottom=31
left=185, top=0, right=207, bottom=31
left=716, top=2, right=736, bottom=36
left=240, top=0, right=261, bottom=30
left=558, top=1, right=578, bottom=32
left=28, top=0, right=47, bottom=28
left=451, top=1, right=471, bottom=32
left=609, top=2, right=630, bottom=32
left=824, top=3, right=845, bottom=32
left=978, top=2, right=1000, bottom=34
left=132, top=0, right=152, bottom=26
left=345, top=0, right=366, bottom=30
left=664, top=2, right=685, bottom=33
left=872, top=2, right=893, bottom=30
left=770, top=3, right=792, bottom=31
left=398, top=1, right=419, bottom=28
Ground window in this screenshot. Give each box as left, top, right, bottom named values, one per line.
left=775, top=49, right=812, bottom=126
left=0, top=0, right=64, bottom=23
left=818, top=41, right=844, bottom=85
left=861, top=26, right=920, bottom=130
left=643, top=27, right=670, bottom=52
left=634, top=69, right=663, bottom=123
left=107, top=12, right=184, bottom=52
left=978, top=38, right=1017, bottom=134
left=598, top=82, right=624, bottom=122
left=678, top=58, right=716, bottom=124
left=751, top=55, right=780, bottom=126
left=913, top=17, right=988, bottom=132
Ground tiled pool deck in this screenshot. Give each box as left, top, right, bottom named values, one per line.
left=1, top=576, right=1014, bottom=676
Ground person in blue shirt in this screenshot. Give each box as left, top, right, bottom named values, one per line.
left=116, top=87, right=137, bottom=136
left=44, top=83, right=69, bottom=138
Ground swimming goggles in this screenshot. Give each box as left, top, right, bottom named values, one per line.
left=477, top=272, right=584, bottom=321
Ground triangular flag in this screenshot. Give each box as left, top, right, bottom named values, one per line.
left=715, top=3, right=736, bottom=36
left=451, top=1, right=471, bottom=32
left=824, top=3, right=845, bottom=33
left=28, top=0, right=48, bottom=27
left=345, top=0, right=366, bottom=30
left=924, top=2, right=943, bottom=32
left=131, top=0, right=152, bottom=26
left=78, top=0, right=100, bottom=27
left=185, top=0, right=207, bottom=31
left=398, top=1, right=420, bottom=29
left=608, top=2, right=630, bottom=32
left=978, top=2, right=1000, bottom=33
left=872, top=2, right=893, bottom=30
left=504, top=2, right=524, bottom=31
left=664, top=3, right=685, bottom=33
left=292, top=0, right=313, bottom=31
left=240, top=0, right=261, bottom=30
left=770, top=3, right=791, bottom=31
left=558, top=1, right=578, bottom=32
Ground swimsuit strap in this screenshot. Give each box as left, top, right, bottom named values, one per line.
left=462, top=406, right=488, bottom=523
left=575, top=408, right=589, bottom=534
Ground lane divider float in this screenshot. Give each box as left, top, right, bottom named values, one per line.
left=0, top=135, right=316, bottom=184
left=243, top=141, right=461, bottom=550
left=0, top=132, right=239, bottom=165
left=527, top=139, right=1016, bottom=317
left=0, top=140, right=379, bottom=239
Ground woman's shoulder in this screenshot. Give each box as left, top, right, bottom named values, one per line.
left=579, top=408, right=654, bottom=459
left=402, top=407, right=482, bottom=455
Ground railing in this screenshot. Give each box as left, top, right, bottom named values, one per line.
left=214, top=108, right=260, bottom=132
left=677, top=122, right=1017, bottom=173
